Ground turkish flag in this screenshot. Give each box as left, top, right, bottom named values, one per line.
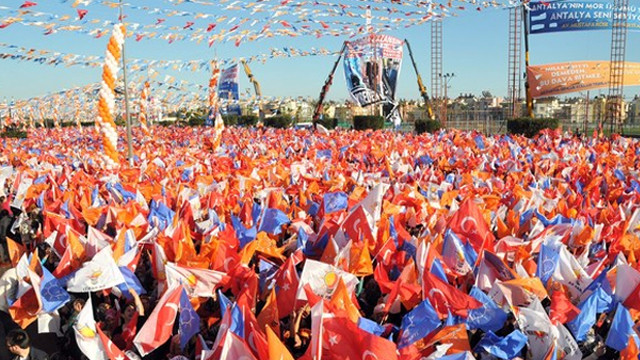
left=275, top=256, right=299, bottom=318
left=422, top=272, right=482, bottom=318
left=322, top=314, right=398, bottom=360
left=448, top=198, right=495, bottom=252
left=342, top=205, right=374, bottom=244
left=97, top=325, right=131, bottom=360
left=133, top=285, right=182, bottom=357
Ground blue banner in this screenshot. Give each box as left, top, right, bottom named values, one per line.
left=218, top=64, right=242, bottom=115
left=529, top=1, right=640, bottom=34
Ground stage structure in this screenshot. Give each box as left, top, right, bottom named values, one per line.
left=312, top=35, right=435, bottom=127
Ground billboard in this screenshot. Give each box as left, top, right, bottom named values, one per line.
left=527, top=61, right=640, bottom=98
left=343, top=34, right=403, bottom=112
left=529, top=1, right=640, bottom=34
left=218, top=64, right=241, bottom=115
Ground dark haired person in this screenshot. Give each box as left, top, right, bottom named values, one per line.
left=5, top=329, right=49, bottom=360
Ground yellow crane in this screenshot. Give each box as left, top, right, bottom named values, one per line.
left=240, top=59, right=263, bottom=118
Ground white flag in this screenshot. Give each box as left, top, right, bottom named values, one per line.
left=66, top=247, right=125, bottom=292
left=74, top=297, right=107, bottom=360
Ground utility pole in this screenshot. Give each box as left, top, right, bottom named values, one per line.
left=119, top=0, right=134, bottom=166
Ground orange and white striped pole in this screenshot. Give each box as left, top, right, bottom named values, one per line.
left=208, top=60, right=225, bottom=150
left=97, top=23, right=125, bottom=168
left=139, top=81, right=150, bottom=136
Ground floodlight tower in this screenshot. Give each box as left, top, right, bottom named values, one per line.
left=431, top=19, right=443, bottom=121
left=507, top=6, right=522, bottom=119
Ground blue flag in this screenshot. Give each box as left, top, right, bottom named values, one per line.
left=230, top=303, right=244, bottom=339
left=430, top=258, right=448, bottom=283
left=40, top=267, right=70, bottom=313
left=148, top=200, right=175, bottom=231
left=257, top=208, right=290, bottom=235
left=323, top=192, right=348, bottom=214
left=116, top=267, right=146, bottom=299
left=467, top=287, right=508, bottom=332
left=231, top=215, right=257, bottom=248
left=567, top=289, right=599, bottom=341
left=179, top=289, right=201, bottom=350
left=398, top=299, right=441, bottom=349
left=605, top=303, right=638, bottom=351
left=536, top=244, right=559, bottom=284
left=358, top=317, right=386, bottom=336
left=475, top=330, right=527, bottom=359
left=218, top=289, right=232, bottom=319
left=258, top=258, right=278, bottom=294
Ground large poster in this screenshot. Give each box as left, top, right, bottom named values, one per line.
left=343, top=35, right=403, bottom=111
left=529, top=1, right=640, bottom=34
left=527, top=61, right=640, bottom=98
left=218, top=64, right=241, bottom=115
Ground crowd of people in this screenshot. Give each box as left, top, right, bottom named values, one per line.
left=1, top=126, right=640, bottom=360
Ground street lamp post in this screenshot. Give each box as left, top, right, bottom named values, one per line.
left=119, top=0, right=134, bottom=166
left=439, top=73, right=454, bottom=127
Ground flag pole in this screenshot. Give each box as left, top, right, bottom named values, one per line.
left=119, top=0, right=134, bottom=166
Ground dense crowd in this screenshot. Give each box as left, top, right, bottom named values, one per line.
left=1, top=126, right=640, bottom=360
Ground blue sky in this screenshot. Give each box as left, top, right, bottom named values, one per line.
left=0, top=0, right=638, bottom=103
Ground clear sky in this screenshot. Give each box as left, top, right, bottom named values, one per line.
left=0, top=0, right=638, bottom=103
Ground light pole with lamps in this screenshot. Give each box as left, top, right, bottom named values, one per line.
left=439, top=73, right=454, bottom=127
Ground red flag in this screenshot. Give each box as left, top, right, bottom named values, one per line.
left=275, top=256, right=299, bottom=317
left=97, top=325, right=131, bottom=360
left=342, top=205, right=374, bottom=244
left=77, top=9, right=88, bottom=20
left=422, top=272, right=482, bottom=318
left=121, top=311, right=138, bottom=350
left=448, top=198, right=495, bottom=252
left=550, top=288, right=580, bottom=324
left=322, top=314, right=398, bottom=360
left=19, top=1, right=37, bottom=8
left=133, top=285, right=182, bottom=357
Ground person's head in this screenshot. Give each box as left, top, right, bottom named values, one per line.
left=124, top=303, right=136, bottom=321
left=72, top=298, right=86, bottom=313
left=6, top=329, right=31, bottom=357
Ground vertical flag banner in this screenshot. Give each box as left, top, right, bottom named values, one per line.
left=206, top=60, right=220, bottom=127
left=218, top=64, right=241, bottom=115
left=343, top=35, right=403, bottom=110
left=139, top=81, right=150, bottom=136
left=97, top=23, right=125, bottom=167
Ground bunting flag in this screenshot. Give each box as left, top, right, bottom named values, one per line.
left=138, top=81, right=150, bottom=136
left=97, top=23, right=125, bottom=167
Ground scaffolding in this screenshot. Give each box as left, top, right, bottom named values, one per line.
left=605, top=0, right=629, bottom=134
left=507, top=6, right=522, bottom=119
left=431, top=20, right=443, bottom=119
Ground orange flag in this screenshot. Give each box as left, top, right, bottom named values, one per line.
left=330, top=278, right=361, bottom=323
left=266, top=326, right=295, bottom=360
left=621, top=335, right=640, bottom=360
left=257, top=288, right=280, bottom=335
left=6, top=237, right=25, bottom=267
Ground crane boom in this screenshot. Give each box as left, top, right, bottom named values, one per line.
left=240, top=60, right=263, bottom=117
left=404, top=39, right=435, bottom=121
left=312, top=43, right=347, bottom=126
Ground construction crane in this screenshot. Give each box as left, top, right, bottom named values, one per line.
left=240, top=59, right=263, bottom=118
left=404, top=39, right=435, bottom=121
left=312, top=43, right=347, bottom=127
